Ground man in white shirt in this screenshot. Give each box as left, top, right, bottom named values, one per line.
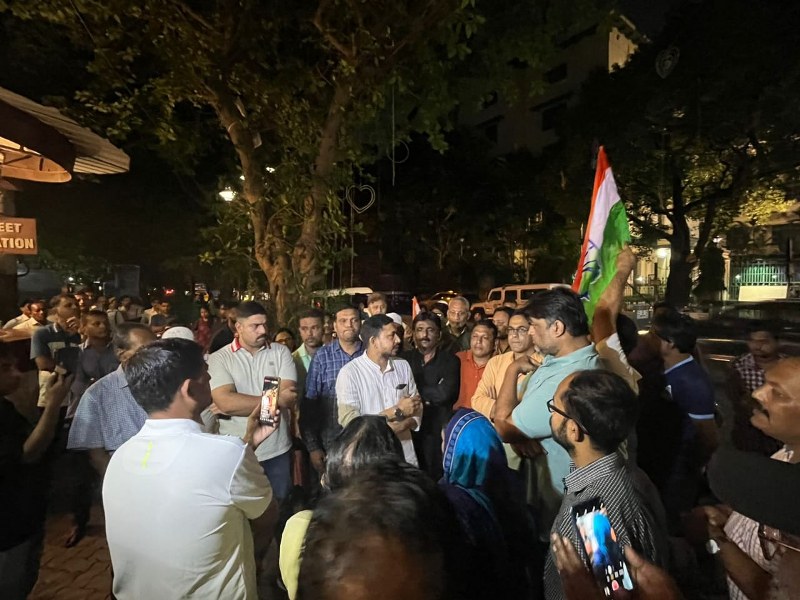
left=208, top=301, right=298, bottom=503
left=103, top=338, right=279, bottom=600
left=336, top=314, right=422, bottom=465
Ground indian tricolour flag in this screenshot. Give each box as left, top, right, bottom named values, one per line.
left=572, top=146, right=631, bottom=322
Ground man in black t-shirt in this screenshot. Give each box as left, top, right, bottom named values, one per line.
left=0, top=344, right=71, bottom=599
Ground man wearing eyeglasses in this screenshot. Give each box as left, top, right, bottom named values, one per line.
left=542, top=369, right=667, bottom=600
left=440, top=296, right=472, bottom=353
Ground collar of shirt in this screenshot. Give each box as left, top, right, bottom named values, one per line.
left=564, top=453, right=622, bottom=495
left=231, top=338, right=272, bottom=353
left=333, top=339, right=363, bottom=358
left=140, top=418, right=203, bottom=435
left=664, top=355, right=694, bottom=375
left=540, top=343, right=596, bottom=369
left=362, top=354, right=397, bottom=374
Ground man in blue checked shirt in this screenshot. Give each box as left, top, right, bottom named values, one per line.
left=301, top=305, right=363, bottom=477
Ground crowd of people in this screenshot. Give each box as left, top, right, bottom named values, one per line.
left=1, top=257, right=799, bottom=599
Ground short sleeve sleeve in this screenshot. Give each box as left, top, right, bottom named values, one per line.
left=336, top=363, right=361, bottom=426
left=230, top=446, right=272, bottom=519
left=67, top=386, right=104, bottom=449
left=275, top=345, right=298, bottom=382
left=30, top=328, right=49, bottom=360
left=207, top=351, right=235, bottom=391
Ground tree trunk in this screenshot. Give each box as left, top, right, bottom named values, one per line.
left=665, top=163, right=693, bottom=307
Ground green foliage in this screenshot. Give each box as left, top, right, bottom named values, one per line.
left=551, top=0, right=800, bottom=304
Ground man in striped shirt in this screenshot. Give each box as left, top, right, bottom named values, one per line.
left=544, top=370, right=667, bottom=600
left=336, top=315, right=422, bottom=466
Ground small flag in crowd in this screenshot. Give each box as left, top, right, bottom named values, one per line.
left=572, top=146, right=631, bottom=322
left=411, top=296, right=421, bottom=319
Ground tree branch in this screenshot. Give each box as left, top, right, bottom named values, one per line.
left=167, top=0, right=215, bottom=33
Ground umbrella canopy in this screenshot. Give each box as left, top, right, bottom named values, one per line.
left=0, top=86, right=129, bottom=183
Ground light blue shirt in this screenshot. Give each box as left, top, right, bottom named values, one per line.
left=511, top=344, right=600, bottom=529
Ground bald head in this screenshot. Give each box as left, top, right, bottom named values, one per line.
left=751, top=357, right=800, bottom=447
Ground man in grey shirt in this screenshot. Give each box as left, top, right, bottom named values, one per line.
left=208, top=301, right=298, bottom=502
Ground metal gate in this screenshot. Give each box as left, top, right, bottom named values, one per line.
left=729, top=257, right=788, bottom=300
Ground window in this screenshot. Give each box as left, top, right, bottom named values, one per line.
left=544, top=63, right=567, bottom=84
left=488, top=290, right=501, bottom=302
left=502, top=290, right=518, bottom=303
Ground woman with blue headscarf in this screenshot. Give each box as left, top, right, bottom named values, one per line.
left=440, top=408, right=535, bottom=598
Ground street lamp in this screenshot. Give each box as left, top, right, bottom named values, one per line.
left=656, top=247, right=669, bottom=259
left=218, top=186, right=235, bottom=202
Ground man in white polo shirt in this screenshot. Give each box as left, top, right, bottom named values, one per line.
left=336, top=314, right=422, bottom=465
left=208, top=301, right=298, bottom=502
left=103, top=338, right=279, bottom=599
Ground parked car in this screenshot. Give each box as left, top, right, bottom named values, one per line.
left=694, top=299, right=800, bottom=364
left=472, top=283, right=569, bottom=316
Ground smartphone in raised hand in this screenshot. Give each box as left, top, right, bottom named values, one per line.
left=571, top=497, right=634, bottom=597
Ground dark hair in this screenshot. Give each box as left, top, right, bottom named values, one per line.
left=51, top=293, right=75, bottom=308
left=412, top=311, right=441, bottom=331
left=470, top=306, right=486, bottom=319
left=563, top=370, right=639, bottom=454
left=493, top=306, right=514, bottom=320
left=615, top=314, right=639, bottom=357
left=325, top=416, right=404, bottom=491
left=298, top=460, right=456, bottom=600
left=236, top=301, right=267, bottom=320
left=112, top=323, right=153, bottom=352
left=746, top=320, right=779, bottom=340
left=651, top=311, right=696, bottom=353
left=472, top=320, right=498, bottom=339
left=361, top=314, right=394, bottom=345
left=274, top=327, right=296, bottom=342
left=298, top=308, right=325, bottom=323
left=218, top=299, right=238, bottom=310
left=150, top=314, right=168, bottom=327
left=523, top=287, right=589, bottom=337
left=82, top=309, right=108, bottom=324
left=334, top=304, right=360, bottom=319
left=124, top=338, right=205, bottom=414
left=511, top=309, right=528, bottom=318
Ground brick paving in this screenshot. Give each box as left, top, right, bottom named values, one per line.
left=29, top=503, right=287, bottom=600
left=30, top=506, right=112, bottom=600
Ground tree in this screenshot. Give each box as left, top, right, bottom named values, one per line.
left=553, top=0, right=800, bottom=306
left=6, top=0, right=610, bottom=320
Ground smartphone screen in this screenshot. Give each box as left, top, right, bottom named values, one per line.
left=260, top=376, right=280, bottom=426
left=571, top=498, right=634, bottom=597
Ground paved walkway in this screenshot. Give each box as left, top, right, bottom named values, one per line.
left=29, top=503, right=286, bottom=600
left=30, top=506, right=112, bottom=600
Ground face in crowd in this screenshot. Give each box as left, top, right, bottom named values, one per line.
left=751, top=357, right=800, bottom=446
left=447, top=299, right=469, bottom=330
left=372, top=323, right=402, bottom=358
left=491, top=310, right=510, bottom=340
left=413, top=318, right=440, bottom=355
left=236, top=313, right=269, bottom=350
left=298, top=315, right=324, bottom=350
left=470, top=323, right=496, bottom=360
left=334, top=308, right=361, bottom=345
left=507, top=314, right=533, bottom=354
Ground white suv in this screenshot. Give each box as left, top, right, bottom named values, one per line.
left=473, top=283, right=569, bottom=316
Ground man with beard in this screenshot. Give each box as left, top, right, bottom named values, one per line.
left=337, top=315, right=422, bottom=466
left=729, top=322, right=785, bottom=455
left=401, top=312, right=460, bottom=478
left=209, top=301, right=298, bottom=503
left=491, top=307, right=513, bottom=355
left=441, top=296, right=472, bottom=353
left=302, top=305, right=363, bottom=477
left=543, top=370, right=666, bottom=600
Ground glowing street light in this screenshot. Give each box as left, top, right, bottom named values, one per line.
left=218, top=186, right=235, bottom=202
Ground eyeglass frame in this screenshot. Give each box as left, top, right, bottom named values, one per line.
left=507, top=326, right=530, bottom=337
left=546, top=398, right=588, bottom=435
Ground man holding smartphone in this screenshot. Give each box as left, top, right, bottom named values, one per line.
left=30, top=296, right=81, bottom=407
left=208, top=301, right=298, bottom=504
left=542, top=370, right=666, bottom=600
